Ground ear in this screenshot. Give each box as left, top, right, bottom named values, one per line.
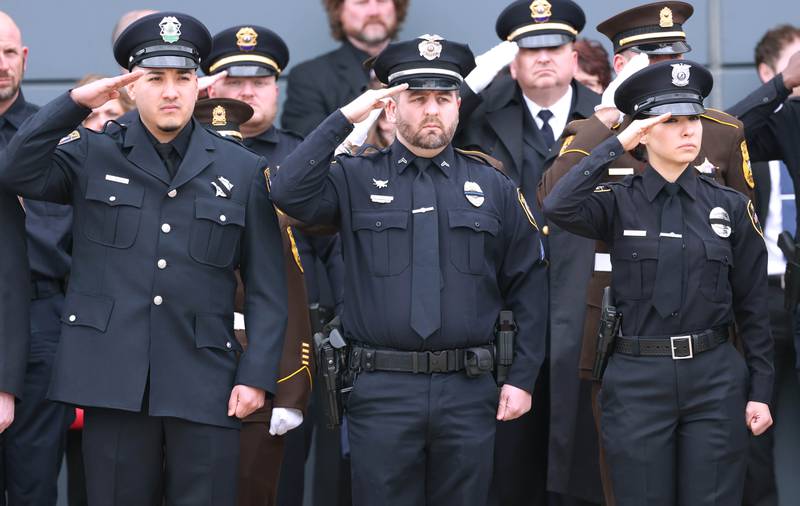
left=384, top=97, right=398, bottom=124
left=757, top=62, right=775, bottom=84
left=21, top=46, right=28, bottom=72
left=570, top=48, right=578, bottom=73
left=509, top=56, right=519, bottom=80
left=612, top=53, right=628, bottom=75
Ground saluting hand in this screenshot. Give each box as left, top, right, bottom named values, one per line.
left=782, top=50, right=800, bottom=91
left=496, top=383, right=532, bottom=421
left=340, top=83, right=409, bottom=124
left=69, top=70, right=144, bottom=110
left=616, top=112, right=672, bottom=152
left=228, top=384, right=266, bottom=419
left=746, top=401, right=773, bottom=436
left=197, top=70, right=228, bottom=93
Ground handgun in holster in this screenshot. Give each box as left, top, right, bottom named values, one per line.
left=494, top=310, right=516, bottom=385
left=312, top=316, right=350, bottom=428
left=778, top=231, right=800, bottom=312
left=591, top=286, right=622, bottom=382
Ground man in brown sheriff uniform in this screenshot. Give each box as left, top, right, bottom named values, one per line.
left=536, top=3, right=755, bottom=505
left=195, top=98, right=313, bottom=506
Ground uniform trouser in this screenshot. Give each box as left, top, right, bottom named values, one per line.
left=0, top=293, right=71, bottom=506
left=82, top=407, right=240, bottom=506
left=599, top=342, right=749, bottom=506
left=347, top=370, right=498, bottom=506
left=238, top=420, right=285, bottom=506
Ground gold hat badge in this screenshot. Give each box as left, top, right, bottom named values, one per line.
left=236, top=27, right=258, bottom=51
left=212, top=105, right=227, bottom=126
left=660, top=7, right=674, bottom=28
left=530, top=0, right=552, bottom=23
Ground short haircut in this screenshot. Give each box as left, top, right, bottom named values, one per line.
left=321, top=0, right=409, bottom=41
left=574, top=38, right=612, bottom=91
left=754, top=24, right=800, bottom=69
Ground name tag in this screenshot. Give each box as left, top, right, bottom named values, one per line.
left=105, top=174, right=129, bottom=184
left=594, top=253, right=612, bottom=272
left=608, top=167, right=634, bottom=176
left=370, top=195, right=394, bottom=204
left=623, top=229, right=647, bottom=237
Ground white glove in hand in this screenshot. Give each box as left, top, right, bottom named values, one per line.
left=596, top=52, right=649, bottom=111
left=335, top=108, right=383, bottom=156
left=269, top=407, right=303, bottom=436
left=465, top=41, right=519, bottom=94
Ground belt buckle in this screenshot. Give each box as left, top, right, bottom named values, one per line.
left=670, top=335, right=693, bottom=360
left=428, top=351, right=447, bottom=373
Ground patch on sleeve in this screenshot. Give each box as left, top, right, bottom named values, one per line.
left=747, top=200, right=764, bottom=238
left=517, top=188, right=539, bottom=231
left=263, top=166, right=271, bottom=192
left=58, top=130, right=80, bottom=145
left=558, top=135, right=575, bottom=156
left=594, top=185, right=612, bottom=193
left=740, top=141, right=755, bottom=189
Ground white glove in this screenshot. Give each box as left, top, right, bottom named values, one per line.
left=465, top=41, right=519, bottom=94
left=596, top=52, right=649, bottom=111
left=269, top=407, right=303, bottom=436
left=335, top=108, right=383, bottom=155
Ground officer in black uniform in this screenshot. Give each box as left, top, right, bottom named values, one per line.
left=270, top=35, right=547, bottom=506
left=543, top=60, right=774, bottom=506
left=0, top=12, right=287, bottom=506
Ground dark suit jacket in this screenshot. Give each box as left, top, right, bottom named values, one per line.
left=0, top=93, right=288, bottom=429
left=752, top=160, right=770, bottom=226
left=281, top=42, right=370, bottom=137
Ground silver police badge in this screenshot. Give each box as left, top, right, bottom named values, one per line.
left=418, top=34, right=444, bottom=61
left=159, top=16, right=182, bottom=44
left=671, top=63, right=691, bottom=87
left=709, top=207, right=731, bottom=238
left=464, top=181, right=485, bottom=207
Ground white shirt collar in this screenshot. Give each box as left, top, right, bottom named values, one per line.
left=521, top=85, right=573, bottom=141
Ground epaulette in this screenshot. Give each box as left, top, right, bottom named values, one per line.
left=57, top=129, right=81, bottom=145
left=455, top=148, right=505, bottom=173
left=699, top=108, right=742, bottom=129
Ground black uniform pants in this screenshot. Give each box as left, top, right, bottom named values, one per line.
left=0, top=294, right=71, bottom=506
left=347, top=370, right=498, bottom=506
left=82, top=407, right=240, bottom=506
left=600, top=342, right=749, bottom=506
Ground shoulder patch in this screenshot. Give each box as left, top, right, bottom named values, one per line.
left=594, top=185, right=612, bottom=193
left=516, top=188, right=539, bottom=231
left=740, top=140, right=755, bottom=189
left=58, top=130, right=80, bottom=145
left=747, top=200, right=764, bottom=238
left=558, top=135, right=575, bottom=156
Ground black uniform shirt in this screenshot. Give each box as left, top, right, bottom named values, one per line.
left=270, top=110, right=547, bottom=392
left=243, top=126, right=302, bottom=165
left=543, top=136, right=774, bottom=403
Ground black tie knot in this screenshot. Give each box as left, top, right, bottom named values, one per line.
left=664, top=182, right=680, bottom=197
left=538, top=109, right=554, bottom=123
left=413, top=157, right=432, bottom=174
left=155, top=143, right=173, bottom=160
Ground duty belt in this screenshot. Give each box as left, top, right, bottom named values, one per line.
left=614, top=327, right=728, bottom=360
left=350, top=344, right=494, bottom=374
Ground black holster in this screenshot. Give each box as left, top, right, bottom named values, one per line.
left=312, top=316, right=351, bottom=428
left=778, top=231, right=800, bottom=312
left=591, top=286, right=622, bottom=382
left=494, top=310, right=516, bottom=385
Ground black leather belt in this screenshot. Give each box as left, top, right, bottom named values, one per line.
left=350, top=345, right=494, bottom=374
left=615, top=327, right=728, bottom=360
left=30, top=279, right=63, bottom=300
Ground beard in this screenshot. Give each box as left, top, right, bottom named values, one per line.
left=0, top=73, right=21, bottom=102
left=349, top=17, right=395, bottom=46
left=397, top=115, right=457, bottom=150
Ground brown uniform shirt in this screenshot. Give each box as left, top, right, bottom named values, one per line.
left=538, top=108, right=755, bottom=379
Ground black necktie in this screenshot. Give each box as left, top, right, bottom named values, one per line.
left=154, top=143, right=178, bottom=179
left=538, top=109, right=555, bottom=148
left=410, top=158, right=440, bottom=339
left=652, top=182, right=684, bottom=318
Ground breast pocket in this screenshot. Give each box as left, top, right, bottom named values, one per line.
left=448, top=210, right=500, bottom=275
left=189, top=198, right=246, bottom=268
left=611, top=239, right=659, bottom=300
left=83, top=178, right=144, bottom=249
left=351, top=210, right=410, bottom=276
left=700, top=239, right=734, bottom=303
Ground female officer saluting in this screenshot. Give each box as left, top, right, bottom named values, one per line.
left=543, top=60, right=774, bottom=506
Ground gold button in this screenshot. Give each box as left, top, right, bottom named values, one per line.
left=542, top=225, right=550, bottom=236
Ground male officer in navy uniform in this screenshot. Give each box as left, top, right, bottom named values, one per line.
left=270, top=35, right=547, bottom=506
left=0, top=12, right=287, bottom=506
left=0, top=11, right=73, bottom=506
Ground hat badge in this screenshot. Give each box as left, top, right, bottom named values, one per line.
left=418, top=34, right=444, bottom=61
left=659, top=7, right=674, bottom=28
left=529, top=0, right=552, bottom=23
left=236, top=27, right=258, bottom=52
left=159, top=16, right=182, bottom=44
left=212, top=106, right=227, bottom=127
left=671, top=63, right=691, bottom=87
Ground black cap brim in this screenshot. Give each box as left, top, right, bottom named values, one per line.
left=401, top=77, right=461, bottom=90
left=638, top=101, right=704, bottom=118
left=630, top=40, right=691, bottom=55
left=137, top=55, right=199, bottom=69
left=517, top=33, right=574, bottom=49
left=223, top=65, right=277, bottom=77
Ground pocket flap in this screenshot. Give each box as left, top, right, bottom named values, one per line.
left=195, top=313, right=242, bottom=352
left=85, top=179, right=144, bottom=208
left=195, top=198, right=246, bottom=227
left=703, top=239, right=734, bottom=266
left=448, top=210, right=500, bottom=236
left=61, top=291, right=114, bottom=332
left=613, top=239, right=659, bottom=261
left=351, top=210, right=408, bottom=232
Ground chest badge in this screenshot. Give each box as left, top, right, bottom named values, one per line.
left=464, top=181, right=485, bottom=208
left=372, top=178, right=389, bottom=189
left=211, top=175, right=234, bottom=198
left=694, top=157, right=716, bottom=175
left=709, top=207, right=732, bottom=238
